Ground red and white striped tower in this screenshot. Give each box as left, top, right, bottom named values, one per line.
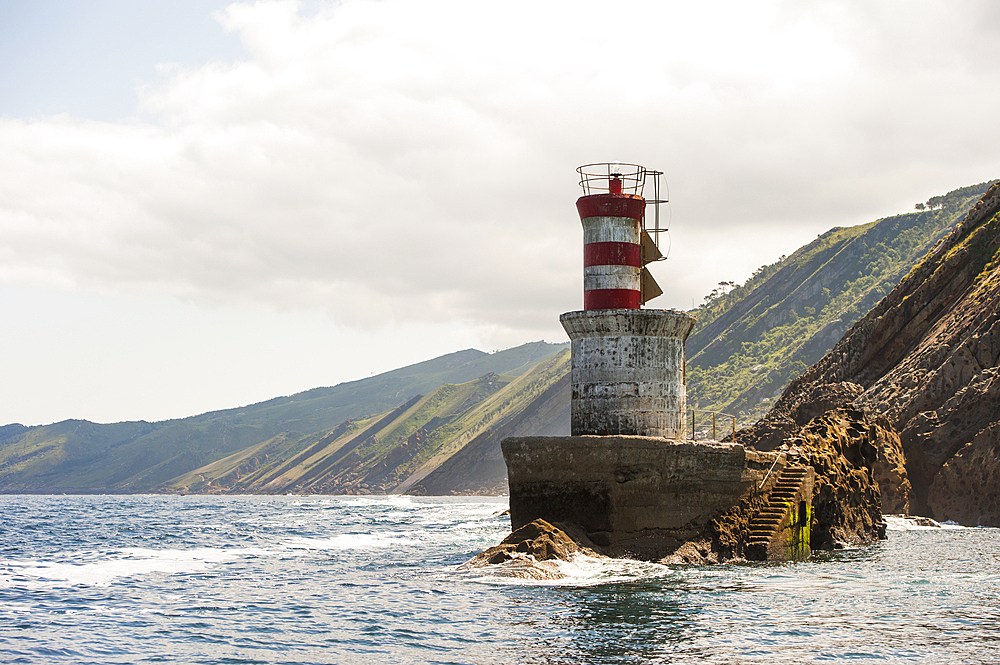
left=561, top=163, right=695, bottom=439
left=578, top=172, right=645, bottom=310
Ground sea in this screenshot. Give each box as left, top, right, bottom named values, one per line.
left=1, top=495, right=997, bottom=665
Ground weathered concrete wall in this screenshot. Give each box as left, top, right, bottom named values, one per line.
left=560, top=309, right=696, bottom=438
left=502, top=435, right=780, bottom=560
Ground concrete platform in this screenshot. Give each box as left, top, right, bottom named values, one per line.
left=502, top=435, right=781, bottom=559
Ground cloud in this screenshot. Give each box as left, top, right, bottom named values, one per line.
left=2, top=0, right=1000, bottom=349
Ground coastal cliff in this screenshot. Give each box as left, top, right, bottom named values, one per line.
left=686, top=182, right=993, bottom=419
left=739, top=182, right=1000, bottom=525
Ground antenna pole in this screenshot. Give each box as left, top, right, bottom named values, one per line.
left=654, top=172, right=660, bottom=241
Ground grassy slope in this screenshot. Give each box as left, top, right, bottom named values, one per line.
left=687, top=181, right=996, bottom=421
left=0, top=341, right=567, bottom=492
left=407, top=366, right=571, bottom=495
left=162, top=350, right=571, bottom=495
left=394, top=350, right=571, bottom=494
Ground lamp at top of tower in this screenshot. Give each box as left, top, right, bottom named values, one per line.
left=609, top=161, right=624, bottom=194
left=576, top=162, right=646, bottom=196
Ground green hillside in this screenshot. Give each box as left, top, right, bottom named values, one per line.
left=686, top=181, right=996, bottom=421
left=0, top=341, right=567, bottom=493
left=162, top=350, right=571, bottom=495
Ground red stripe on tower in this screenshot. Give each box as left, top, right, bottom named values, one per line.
left=584, top=242, right=641, bottom=267
left=576, top=196, right=646, bottom=220
left=584, top=289, right=642, bottom=310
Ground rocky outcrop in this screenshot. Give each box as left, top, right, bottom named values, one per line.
left=739, top=182, right=1000, bottom=524
left=870, top=415, right=911, bottom=515
left=927, top=423, right=1000, bottom=526
left=894, top=367, right=1000, bottom=515
left=705, top=408, right=890, bottom=557
left=737, top=381, right=865, bottom=452
left=467, top=519, right=598, bottom=564
left=734, top=380, right=909, bottom=514
left=462, top=519, right=603, bottom=580
left=778, top=409, right=887, bottom=548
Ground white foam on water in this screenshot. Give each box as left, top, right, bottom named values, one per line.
left=334, top=495, right=416, bottom=508
left=467, top=552, right=675, bottom=588
left=281, top=533, right=419, bottom=550
left=0, top=527, right=431, bottom=589
left=378, top=510, right=415, bottom=522
left=0, top=546, right=267, bottom=589
left=884, top=515, right=967, bottom=531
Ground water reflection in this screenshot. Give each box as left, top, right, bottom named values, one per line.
left=498, top=577, right=706, bottom=663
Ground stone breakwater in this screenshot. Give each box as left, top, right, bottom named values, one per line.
left=501, top=436, right=778, bottom=561
left=476, top=430, right=885, bottom=566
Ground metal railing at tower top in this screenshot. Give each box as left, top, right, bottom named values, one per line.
left=689, top=409, right=737, bottom=442
left=575, top=162, right=670, bottom=259
left=577, top=162, right=649, bottom=195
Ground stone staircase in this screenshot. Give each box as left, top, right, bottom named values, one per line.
left=746, top=465, right=814, bottom=561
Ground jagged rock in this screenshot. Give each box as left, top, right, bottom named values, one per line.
left=897, top=367, right=1000, bottom=513
left=738, top=381, right=865, bottom=451
left=779, top=408, right=887, bottom=548
left=466, top=519, right=601, bottom=567
left=870, top=414, right=911, bottom=514
left=659, top=539, right=718, bottom=565
left=927, top=423, right=1000, bottom=526
left=793, top=382, right=866, bottom=426
left=463, top=519, right=607, bottom=579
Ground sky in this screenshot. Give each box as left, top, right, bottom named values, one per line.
left=2, top=0, right=1000, bottom=426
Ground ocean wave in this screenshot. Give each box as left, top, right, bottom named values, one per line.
left=883, top=515, right=966, bottom=531
left=464, top=552, right=675, bottom=587
left=332, top=495, right=417, bottom=508
left=280, top=533, right=419, bottom=550
left=0, top=529, right=430, bottom=589
left=0, top=546, right=265, bottom=589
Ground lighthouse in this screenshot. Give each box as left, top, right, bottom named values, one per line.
left=561, top=162, right=694, bottom=439
left=498, top=163, right=805, bottom=562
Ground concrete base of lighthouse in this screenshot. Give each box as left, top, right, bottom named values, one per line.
left=561, top=309, right=695, bottom=439
left=502, top=436, right=782, bottom=560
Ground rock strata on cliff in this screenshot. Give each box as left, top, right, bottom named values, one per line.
left=740, top=181, right=1000, bottom=525
left=927, top=422, right=1000, bottom=526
